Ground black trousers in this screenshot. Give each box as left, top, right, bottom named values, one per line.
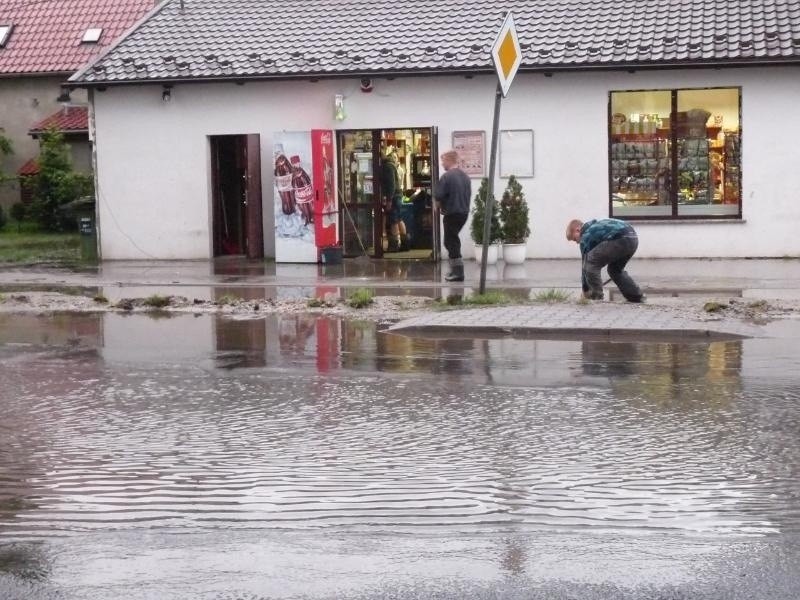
left=584, top=234, right=643, bottom=301
left=443, top=213, right=468, bottom=259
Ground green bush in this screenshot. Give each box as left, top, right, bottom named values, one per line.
left=9, top=203, right=26, bottom=232
left=27, top=128, right=94, bottom=232
left=499, top=175, right=530, bottom=244
left=470, top=178, right=502, bottom=245
left=0, top=206, right=6, bottom=230
left=0, top=129, right=13, bottom=186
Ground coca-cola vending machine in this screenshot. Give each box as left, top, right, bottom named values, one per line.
left=273, top=130, right=338, bottom=263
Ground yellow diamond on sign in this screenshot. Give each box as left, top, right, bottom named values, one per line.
left=491, top=12, right=522, bottom=97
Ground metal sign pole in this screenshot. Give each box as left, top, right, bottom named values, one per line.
left=482, top=10, right=520, bottom=294
left=479, top=82, right=503, bottom=295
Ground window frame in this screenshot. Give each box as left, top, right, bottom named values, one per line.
left=608, top=86, right=742, bottom=221
left=0, top=24, right=13, bottom=47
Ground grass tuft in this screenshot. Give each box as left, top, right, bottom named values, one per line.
left=347, top=288, right=374, bottom=308
left=93, top=294, right=108, bottom=304
left=703, top=301, right=727, bottom=313
left=216, top=294, right=241, bottom=306
left=143, top=294, right=170, bottom=308
left=533, top=288, right=570, bottom=303
left=463, top=291, right=512, bottom=305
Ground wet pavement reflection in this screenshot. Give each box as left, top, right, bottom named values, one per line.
left=2, top=313, right=800, bottom=598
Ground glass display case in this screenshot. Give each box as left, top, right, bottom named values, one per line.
left=610, top=137, right=671, bottom=208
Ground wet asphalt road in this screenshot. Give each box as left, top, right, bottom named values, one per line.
left=2, top=312, right=800, bottom=599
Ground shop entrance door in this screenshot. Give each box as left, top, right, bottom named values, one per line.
left=210, top=134, right=264, bottom=258
left=337, top=127, right=439, bottom=260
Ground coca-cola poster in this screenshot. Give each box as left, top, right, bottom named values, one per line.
left=273, top=131, right=316, bottom=262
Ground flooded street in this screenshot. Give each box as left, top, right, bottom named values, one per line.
left=2, top=312, right=800, bottom=599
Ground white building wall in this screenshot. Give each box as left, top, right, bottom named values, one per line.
left=91, top=66, right=800, bottom=259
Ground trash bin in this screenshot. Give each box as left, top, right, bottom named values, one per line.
left=319, top=245, right=343, bottom=265
left=64, top=196, right=97, bottom=262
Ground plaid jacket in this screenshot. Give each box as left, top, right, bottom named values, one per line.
left=579, top=219, right=634, bottom=255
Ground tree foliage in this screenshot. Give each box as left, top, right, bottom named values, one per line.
left=470, top=178, right=502, bottom=244
left=10, top=203, right=27, bottom=232
left=499, top=175, right=530, bottom=244
left=0, top=128, right=13, bottom=185
left=28, top=127, right=93, bottom=231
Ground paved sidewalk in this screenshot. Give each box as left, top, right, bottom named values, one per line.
left=2, top=257, right=800, bottom=292
left=1, top=257, right=797, bottom=340
left=388, top=301, right=764, bottom=340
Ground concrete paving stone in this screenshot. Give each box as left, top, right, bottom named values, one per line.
left=388, top=302, right=762, bottom=340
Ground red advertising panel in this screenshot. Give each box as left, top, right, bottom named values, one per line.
left=311, top=129, right=337, bottom=250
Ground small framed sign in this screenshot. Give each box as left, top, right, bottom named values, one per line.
left=452, top=130, right=485, bottom=177
left=499, top=129, right=534, bottom=178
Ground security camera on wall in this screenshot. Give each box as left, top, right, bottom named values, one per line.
left=360, top=77, right=373, bottom=93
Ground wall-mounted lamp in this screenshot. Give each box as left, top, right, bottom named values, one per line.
left=56, top=87, right=71, bottom=104
left=334, top=94, right=346, bottom=121
left=162, top=84, right=173, bottom=102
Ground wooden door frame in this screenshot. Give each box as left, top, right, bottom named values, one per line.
left=428, top=126, right=441, bottom=262
left=336, top=126, right=439, bottom=260
left=209, top=134, right=264, bottom=258
left=244, top=134, right=264, bottom=259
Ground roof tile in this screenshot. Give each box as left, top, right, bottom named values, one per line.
left=69, top=0, right=800, bottom=85
left=0, top=0, right=156, bottom=75
left=29, top=106, right=89, bottom=134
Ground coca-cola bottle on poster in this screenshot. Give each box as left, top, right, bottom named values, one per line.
left=274, top=144, right=295, bottom=215
left=290, top=155, right=314, bottom=225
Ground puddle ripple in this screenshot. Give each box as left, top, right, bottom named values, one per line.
left=2, top=352, right=800, bottom=538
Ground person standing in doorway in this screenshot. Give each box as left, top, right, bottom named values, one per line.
left=434, top=149, right=471, bottom=282
left=565, top=217, right=644, bottom=302
left=381, top=147, right=409, bottom=252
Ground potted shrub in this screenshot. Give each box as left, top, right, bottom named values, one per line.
left=470, top=178, right=502, bottom=264
left=499, top=175, right=530, bottom=264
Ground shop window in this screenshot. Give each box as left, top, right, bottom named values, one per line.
left=609, top=87, right=741, bottom=219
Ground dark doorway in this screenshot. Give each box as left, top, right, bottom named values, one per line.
left=210, top=134, right=263, bottom=258
left=337, top=127, right=440, bottom=260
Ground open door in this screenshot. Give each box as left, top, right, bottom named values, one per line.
left=244, top=134, right=263, bottom=259
left=428, top=126, right=441, bottom=262
left=210, top=134, right=263, bottom=258
left=337, top=127, right=438, bottom=260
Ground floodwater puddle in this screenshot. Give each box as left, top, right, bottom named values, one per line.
left=2, top=312, right=800, bottom=597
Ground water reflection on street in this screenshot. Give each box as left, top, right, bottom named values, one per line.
left=2, top=312, right=800, bottom=599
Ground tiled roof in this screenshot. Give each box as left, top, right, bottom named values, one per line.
left=71, top=0, right=800, bottom=85
left=0, top=0, right=157, bottom=75
left=17, top=158, right=38, bottom=176
left=29, top=106, right=89, bottom=135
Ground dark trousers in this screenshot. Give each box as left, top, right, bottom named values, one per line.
left=584, top=235, right=642, bottom=301
left=443, top=213, right=468, bottom=259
